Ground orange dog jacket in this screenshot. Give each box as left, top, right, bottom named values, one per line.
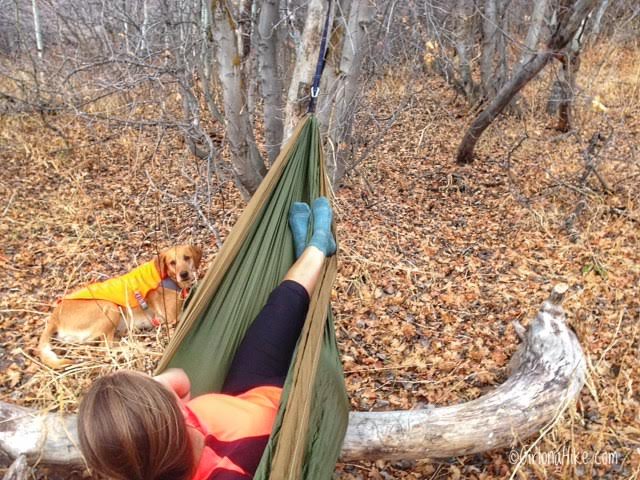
left=63, top=260, right=162, bottom=308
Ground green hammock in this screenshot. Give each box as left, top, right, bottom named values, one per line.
left=156, top=115, right=349, bottom=479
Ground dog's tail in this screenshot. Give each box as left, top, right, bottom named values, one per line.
left=38, top=317, right=71, bottom=369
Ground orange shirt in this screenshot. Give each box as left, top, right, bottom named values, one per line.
left=63, top=260, right=161, bottom=308
left=184, top=386, right=282, bottom=480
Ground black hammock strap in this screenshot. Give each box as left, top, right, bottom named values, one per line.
left=307, top=0, right=333, bottom=114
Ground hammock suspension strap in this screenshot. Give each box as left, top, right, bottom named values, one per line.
left=307, top=0, right=333, bottom=114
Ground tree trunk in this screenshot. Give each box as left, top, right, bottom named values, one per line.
left=30, top=0, right=43, bottom=60
left=241, top=0, right=258, bottom=120
left=140, top=0, right=149, bottom=53
left=556, top=19, right=587, bottom=132
left=556, top=50, right=582, bottom=132
left=319, top=0, right=375, bottom=184
left=454, top=0, right=478, bottom=101
left=314, top=2, right=346, bottom=131
left=315, top=0, right=350, bottom=127
left=0, top=285, right=586, bottom=467
left=480, top=0, right=498, bottom=99
left=589, top=0, right=610, bottom=38
left=283, top=0, right=330, bottom=141
left=314, top=0, right=350, bottom=178
left=520, top=0, right=549, bottom=65
left=426, top=0, right=478, bottom=101
left=456, top=0, right=598, bottom=164
left=212, top=0, right=266, bottom=197
left=494, top=0, right=509, bottom=95
left=457, top=52, right=553, bottom=164
left=257, top=0, right=284, bottom=163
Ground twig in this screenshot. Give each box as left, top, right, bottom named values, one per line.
left=144, top=170, right=223, bottom=247
left=500, top=133, right=531, bottom=207
left=48, top=135, right=120, bottom=156
left=0, top=309, right=49, bottom=316
left=343, top=93, right=415, bottom=177
left=563, top=131, right=613, bottom=242
left=609, top=207, right=640, bottom=225
left=564, top=198, right=587, bottom=243
left=2, top=191, right=17, bottom=217
left=577, top=131, right=612, bottom=193
left=595, top=309, right=625, bottom=370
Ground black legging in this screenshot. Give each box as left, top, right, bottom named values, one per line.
left=221, top=280, right=310, bottom=395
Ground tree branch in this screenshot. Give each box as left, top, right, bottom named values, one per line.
left=456, top=0, right=598, bottom=164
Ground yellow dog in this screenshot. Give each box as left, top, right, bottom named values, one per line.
left=39, top=245, right=202, bottom=368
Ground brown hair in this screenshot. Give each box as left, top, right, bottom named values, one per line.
left=77, top=371, right=193, bottom=480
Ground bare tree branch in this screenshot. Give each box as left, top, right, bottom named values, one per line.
left=456, top=0, right=599, bottom=164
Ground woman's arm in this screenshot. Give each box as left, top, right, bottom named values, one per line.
left=153, top=368, right=191, bottom=401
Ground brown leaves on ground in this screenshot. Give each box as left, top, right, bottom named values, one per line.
left=1, top=44, right=639, bottom=479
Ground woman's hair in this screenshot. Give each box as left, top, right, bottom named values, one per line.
left=77, top=370, right=193, bottom=480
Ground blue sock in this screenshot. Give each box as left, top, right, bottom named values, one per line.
left=309, top=197, right=336, bottom=257
left=289, top=202, right=310, bottom=258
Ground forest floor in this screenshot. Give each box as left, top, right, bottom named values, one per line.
left=1, top=44, right=638, bottom=479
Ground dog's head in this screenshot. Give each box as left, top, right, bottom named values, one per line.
left=155, top=245, right=202, bottom=288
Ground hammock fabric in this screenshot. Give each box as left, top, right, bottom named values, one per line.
left=156, top=115, right=349, bottom=480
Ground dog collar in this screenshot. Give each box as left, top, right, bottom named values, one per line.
left=161, top=278, right=190, bottom=299
left=161, top=278, right=181, bottom=291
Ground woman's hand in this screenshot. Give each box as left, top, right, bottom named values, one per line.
left=153, top=368, right=191, bottom=402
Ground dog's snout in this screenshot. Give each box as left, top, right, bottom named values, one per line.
left=180, top=271, right=190, bottom=280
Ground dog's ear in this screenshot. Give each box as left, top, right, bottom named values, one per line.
left=190, top=246, right=203, bottom=268
left=155, top=250, right=168, bottom=278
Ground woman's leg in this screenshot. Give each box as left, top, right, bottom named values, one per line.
left=222, top=199, right=335, bottom=395
left=221, top=248, right=325, bottom=394
left=283, top=246, right=326, bottom=296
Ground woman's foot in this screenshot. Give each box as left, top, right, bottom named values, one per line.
left=289, top=202, right=311, bottom=258
left=309, top=197, right=336, bottom=257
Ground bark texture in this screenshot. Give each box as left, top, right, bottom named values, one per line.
left=283, top=0, right=329, bottom=141
left=0, top=285, right=585, bottom=467
left=318, top=0, right=375, bottom=183
left=429, top=0, right=479, bottom=101
left=589, top=0, right=610, bottom=37
left=31, top=0, right=43, bottom=59
left=451, top=0, right=477, bottom=101
left=257, top=0, right=284, bottom=163
left=480, top=0, right=498, bottom=98
left=0, top=402, right=80, bottom=465
left=521, top=0, right=549, bottom=64
left=212, top=1, right=266, bottom=196
left=556, top=50, right=582, bottom=132
left=555, top=18, right=587, bottom=132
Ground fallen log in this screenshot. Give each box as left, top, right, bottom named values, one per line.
left=0, top=284, right=585, bottom=468
left=341, top=284, right=586, bottom=461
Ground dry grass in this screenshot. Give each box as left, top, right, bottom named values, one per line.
left=15, top=328, right=167, bottom=413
